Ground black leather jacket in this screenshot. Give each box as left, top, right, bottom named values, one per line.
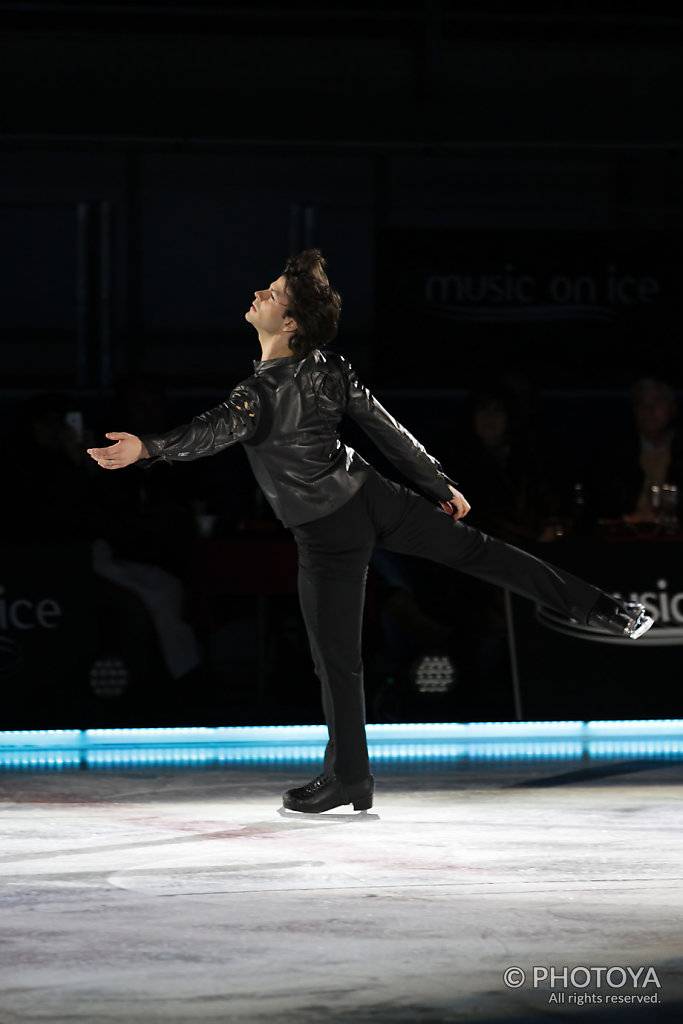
left=140, top=350, right=456, bottom=527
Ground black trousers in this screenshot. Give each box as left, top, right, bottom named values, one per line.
left=291, top=468, right=603, bottom=784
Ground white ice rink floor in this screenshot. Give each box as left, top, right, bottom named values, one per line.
left=1, top=756, right=682, bottom=1024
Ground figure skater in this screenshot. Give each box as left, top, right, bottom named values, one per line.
left=88, top=250, right=654, bottom=813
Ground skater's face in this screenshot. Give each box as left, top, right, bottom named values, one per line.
left=245, top=276, right=297, bottom=338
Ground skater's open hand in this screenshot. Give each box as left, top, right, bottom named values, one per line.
left=440, top=485, right=471, bottom=521
left=87, top=432, right=148, bottom=469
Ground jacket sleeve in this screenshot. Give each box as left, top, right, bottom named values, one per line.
left=341, top=359, right=457, bottom=502
left=139, top=382, right=260, bottom=463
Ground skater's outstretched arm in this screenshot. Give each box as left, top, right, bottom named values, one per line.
left=87, top=384, right=261, bottom=470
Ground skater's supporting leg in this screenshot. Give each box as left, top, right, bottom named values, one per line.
left=293, top=491, right=374, bottom=786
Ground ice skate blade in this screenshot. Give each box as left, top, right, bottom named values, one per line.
left=629, top=611, right=655, bottom=639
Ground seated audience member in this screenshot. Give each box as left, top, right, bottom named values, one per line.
left=104, top=372, right=255, bottom=536
left=436, top=385, right=564, bottom=711
left=97, top=374, right=198, bottom=571
left=589, top=377, right=683, bottom=524
left=455, top=386, right=562, bottom=545
left=0, top=392, right=102, bottom=542
left=0, top=391, right=202, bottom=691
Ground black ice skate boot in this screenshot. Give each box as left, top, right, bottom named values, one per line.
left=587, top=595, right=655, bottom=639
left=282, top=772, right=374, bottom=813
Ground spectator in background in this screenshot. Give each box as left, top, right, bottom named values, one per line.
left=105, top=372, right=256, bottom=535
left=588, top=377, right=683, bottom=524
left=0, top=390, right=202, bottom=698
left=0, top=392, right=103, bottom=542
left=97, top=373, right=198, bottom=573
left=96, top=375, right=204, bottom=684
left=447, top=385, right=565, bottom=705
left=455, top=385, right=563, bottom=545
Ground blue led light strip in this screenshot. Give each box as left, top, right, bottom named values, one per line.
left=1, top=721, right=682, bottom=769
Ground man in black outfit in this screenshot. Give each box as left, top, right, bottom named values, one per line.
left=88, top=249, right=654, bottom=813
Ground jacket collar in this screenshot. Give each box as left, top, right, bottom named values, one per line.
left=253, top=353, right=301, bottom=372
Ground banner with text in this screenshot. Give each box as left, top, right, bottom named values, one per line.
left=377, top=230, right=681, bottom=389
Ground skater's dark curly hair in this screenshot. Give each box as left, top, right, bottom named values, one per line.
left=282, top=249, right=342, bottom=359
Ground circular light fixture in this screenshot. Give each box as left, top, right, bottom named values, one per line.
left=89, top=657, right=129, bottom=699
left=410, top=652, right=457, bottom=695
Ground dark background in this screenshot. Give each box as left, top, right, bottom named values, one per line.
left=1, top=1, right=682, bottom=728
